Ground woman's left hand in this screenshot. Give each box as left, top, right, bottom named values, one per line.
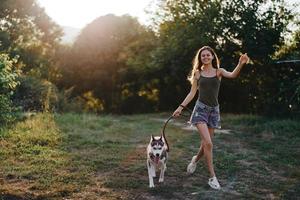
left=239, top=53, right=250, bottom=65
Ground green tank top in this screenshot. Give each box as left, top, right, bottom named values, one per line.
left=198, top=69, right=221, bottom=107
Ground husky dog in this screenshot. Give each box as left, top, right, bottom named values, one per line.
left=147, top=134, right=169, bottom=188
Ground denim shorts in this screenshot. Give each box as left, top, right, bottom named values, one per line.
left=189, top=100, right=221, bottom=129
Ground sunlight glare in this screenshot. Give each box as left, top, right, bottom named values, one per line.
left=38, top=0, right=152, bottom=28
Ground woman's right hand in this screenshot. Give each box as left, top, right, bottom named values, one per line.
left=173, top=107, right=183, bottom=117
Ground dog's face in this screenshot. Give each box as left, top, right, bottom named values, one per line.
left=150, top=135, right=165, bottom=163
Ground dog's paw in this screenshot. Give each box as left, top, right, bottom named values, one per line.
left=159, top=178, right=164, bottom=183
left=149, top=184, right=155, bottom=188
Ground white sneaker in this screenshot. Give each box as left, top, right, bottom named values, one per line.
left=208, top=176, right=221, bottom=190
left=187, top=155, right=197, bottom=174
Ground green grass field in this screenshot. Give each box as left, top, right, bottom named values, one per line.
left=0, top=113, right=299, bottom=199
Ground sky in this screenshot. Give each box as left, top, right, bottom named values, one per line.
left=37, top=0, right=155, bottom=28
left=38, top=0, right=299, bottom=29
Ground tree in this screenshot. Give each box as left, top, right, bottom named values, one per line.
left=118, top=29, right=160, bottom=113
left=1, top=0, right=63, bottom=111
left=149, top=0, right=295, bottom=113
left=60, top=14, right=158, bottom=112
left=0, top=0, right=62, bottom=79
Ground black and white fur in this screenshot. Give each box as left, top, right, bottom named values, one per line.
left=147, top=134, right=169, bottom=188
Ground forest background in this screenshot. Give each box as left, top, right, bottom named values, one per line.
left=1, top=0, right=300, bottom=126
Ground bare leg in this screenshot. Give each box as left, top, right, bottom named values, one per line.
left=195, top=127, right=215, bottom=162
left=196, top=123, right=215, bottom=177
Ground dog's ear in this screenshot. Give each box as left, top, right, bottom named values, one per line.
left=151, top=135, right=155, bottom=141
left=159, top=135, right=163, bottom=141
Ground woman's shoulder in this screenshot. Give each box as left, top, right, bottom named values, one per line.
left=217, top=67, right=227, bottom=74
left=194, top=70, right=200, bottom=80
left=217, top=68, right=225, bottom=79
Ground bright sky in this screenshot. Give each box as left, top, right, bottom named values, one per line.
left=38, top=0, right=298, bottom=29
left=37, top=0, right=154, bottom=28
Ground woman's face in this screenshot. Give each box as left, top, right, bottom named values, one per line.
left=200, top=49, right=214, bottom=65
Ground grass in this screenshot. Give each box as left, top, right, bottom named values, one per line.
left=0, top=112, right=299, bottom=199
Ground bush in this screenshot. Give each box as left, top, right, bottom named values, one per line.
left=0, top=54, right=19, bottom=125
left=56, top=90, right=104, bottom=113
left=262, top=61, right=300, bottom=117
left=0, top=95, right=15, bottom=125
left=13, top=76, right=58, bottom=112
left=55, top=87, right=85, bottom=113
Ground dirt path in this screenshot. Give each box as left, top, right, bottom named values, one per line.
left=63, top=116, right=297, bottom=199
left=54, top=117, right=300, bottom=199
left=142, top=117, right=289, bottom=199
left=1, top=114, right=298, bottom=199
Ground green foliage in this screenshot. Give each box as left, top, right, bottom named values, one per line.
left=13, top=76, right=58, bottom=112
left=59, top=14, right=158, bottom=113
left=261, top=61, right=300, bottom=116
left=0, top=0, right=62, bottom=78
left=2, top=0, right=295, bottom=115
left=249, top=21, right=300, bottom=115
left=55, top=87, right=80, bottom=113
left=53, top=1, right=298, bottom=115
left=0, top=54, right=19, bottom=93
left=78, top=91, right=104, bottom=113
left=0, top=54, right=19, bottom=125
left=55, top=88, right=106, bottom=113
left=0, top=95, right=15, bottom=125
left=0, top=0, right=63, bottom=113
left=147, top=0, right=296, bottom=113
left=274, top=27, right=300, bottom=60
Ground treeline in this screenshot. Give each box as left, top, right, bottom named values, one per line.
left=1, top=0, right=299, bottom=125
left=0, top=0, right=62, bottom=125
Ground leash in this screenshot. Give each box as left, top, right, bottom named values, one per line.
left=161, top=105, right=193, bottom=152
left=179, top=104, right=193, bottom=117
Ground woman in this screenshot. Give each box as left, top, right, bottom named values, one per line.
left=173, top=46, right=249, bottom=190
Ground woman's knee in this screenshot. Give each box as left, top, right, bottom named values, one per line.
left=203, top=141, right=213, bottom=150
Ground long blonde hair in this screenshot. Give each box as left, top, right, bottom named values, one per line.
left=188, top=46, right=220, bottom=84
